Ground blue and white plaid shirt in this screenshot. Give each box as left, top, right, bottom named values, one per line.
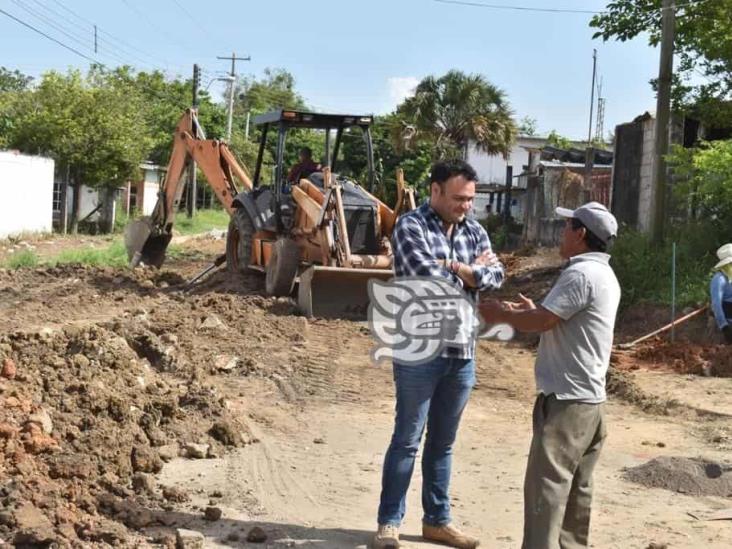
left=392, top=201, right=505, bottom=359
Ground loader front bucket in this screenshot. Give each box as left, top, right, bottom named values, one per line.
left=297, top=265, right=393, bottom=319
left=124, top=217, right=172, bottom=268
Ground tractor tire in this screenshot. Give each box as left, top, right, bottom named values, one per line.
left=226, top=207, right=255, bottom=274
left=265, top=238, right=300, bottom=297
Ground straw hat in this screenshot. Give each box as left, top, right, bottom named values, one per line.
left=714, top=243, right=732, bottom=269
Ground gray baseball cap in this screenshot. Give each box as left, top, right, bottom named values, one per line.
left=556, top=202, right=618, bottom=245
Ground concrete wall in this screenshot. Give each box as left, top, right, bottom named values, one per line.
left=0, top=151, right=55, bottom=238
left=140, top=181, right=158, bottom=215
left=637, top=116, right=655, bottom=233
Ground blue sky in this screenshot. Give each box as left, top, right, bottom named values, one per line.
left=1, top=0, right=661, bottom=139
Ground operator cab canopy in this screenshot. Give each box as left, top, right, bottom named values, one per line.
left=251, top=109, right=377, bottom=192
left=253, top=109, right=374, bottom=130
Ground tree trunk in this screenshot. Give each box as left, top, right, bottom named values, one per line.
left=100, top=187, right=116, bottom=234
left=69, top=173, right=81, bottom=234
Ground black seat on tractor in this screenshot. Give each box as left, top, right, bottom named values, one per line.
left=307, top=173, right=380, bottom=255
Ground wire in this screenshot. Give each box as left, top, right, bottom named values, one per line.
left=0, top=6, right=99, bottom=63
left=50, top=0, right=178, bottom=70
left=119, top=0, right=198, bottom=56
left=28, top=0, right=158, bottom=69
left=432, top=0, right=602, bottom=15
left=168, top=0, right=221, bottom=46
left=8, top=0, right=133, bottom=68
left=433, top=0, right=709, bottom=16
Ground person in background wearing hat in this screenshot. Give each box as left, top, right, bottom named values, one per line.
left=711, top=243, right=732, bottom=344
left=479, top=202, right=620, bottom=549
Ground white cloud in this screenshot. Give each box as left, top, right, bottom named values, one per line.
left=387, top=76, right=419, bottom=108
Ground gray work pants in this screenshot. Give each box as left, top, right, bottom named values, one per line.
left=522, top=393, right=607, bottom=549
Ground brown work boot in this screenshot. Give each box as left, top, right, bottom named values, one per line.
left=372, top=524, right=400, bottom=549
left=422, top=522, right=480, bottom=549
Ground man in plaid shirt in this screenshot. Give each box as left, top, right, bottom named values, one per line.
left=373, top=160, right=504, bottom=549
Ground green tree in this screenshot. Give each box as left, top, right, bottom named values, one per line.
left=0, top=68, right=32, bottom=147
left=230, top=68, right=319, bottom=181
left=667, top=139, right=732, bottom=224
left=546, top=130, right=573, bottom=150
left=107, top=67, right=227, bottom=166
left=338, top=114, right=432, bottom=204
left=394, top=70, right=517, bottom=160
left=7, top=69, right=151, bottom=232
left=591, top=1, right=732, bottom=125
left=0, top=67, right=32, bottom=92
left=518, top=116, right=538, bottom=136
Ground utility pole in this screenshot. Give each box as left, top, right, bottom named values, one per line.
left=503, top=165, right=513, bottom=223
left=584, top=49, right=598, bottom=201
left=651, top=0, right=676, bottom=243
left=94, top=25, right=97, bottom=53
left=217, top=52, right=250, bottom=141
left=187, top=63, right=201, bottom=218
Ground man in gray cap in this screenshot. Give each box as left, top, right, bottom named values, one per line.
left=479, top=201, right=620, bottom=549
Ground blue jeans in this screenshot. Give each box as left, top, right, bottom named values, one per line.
left=377, top=357, right=476, bottom=527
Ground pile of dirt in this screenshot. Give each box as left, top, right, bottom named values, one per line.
left=631, top=340, right=732, bottom=377
left=0, top=322, right=252, bottom=546
left=624, top=456, right=732, bottom=497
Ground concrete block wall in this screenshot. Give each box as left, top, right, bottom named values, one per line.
left=0, top=151, right=55, bottom=239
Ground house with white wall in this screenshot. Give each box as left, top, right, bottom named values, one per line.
left=467, top=135, right=548, bottom=186
left=0, top=150, right=55, bottom=239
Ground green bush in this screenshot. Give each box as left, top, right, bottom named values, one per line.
left=611, top=222, right=723, bottom=310
left=481, top=215, right=523, bottom=251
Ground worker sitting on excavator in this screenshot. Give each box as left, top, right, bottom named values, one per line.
left=711, top=243, right=732, bottom=344
left=287, top=146, right=320, bottom=183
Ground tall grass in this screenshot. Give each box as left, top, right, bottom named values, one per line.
left=611, top=221, right=723, bottom=310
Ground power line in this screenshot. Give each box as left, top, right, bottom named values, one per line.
left=120, top=0, right=198, bottom=56
left=50, top=0, right=177, bottom=70
left=432, top=0, right=603, bottom=15
left=0, top=6, right=99, bottom=63
left=433, top=0, right=708, bottom=16
left=168, top=0, right=220, bottom=46
left=8, top=0, right=133, bottom=68
left=28, top=0, right=158, bottom=69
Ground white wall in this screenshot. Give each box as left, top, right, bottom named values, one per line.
left=142, top=181, right=159, bottom=215
left=467, top=137, right=544, bottom=186
left=67, top=185, right=102, bottom=220
left=0, top=151, right=55, bottom=238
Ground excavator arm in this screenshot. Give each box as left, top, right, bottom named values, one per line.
left=125, top=108, right=253, bottom=268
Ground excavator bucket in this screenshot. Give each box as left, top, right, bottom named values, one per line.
left=297, top=266, right=393, bottom=319
left=124, top=217, right=172, bottom=268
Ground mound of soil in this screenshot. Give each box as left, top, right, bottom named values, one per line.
left=624, top=456, right=732, bottom=497
left=632, top=340, right=732, bottom=377
left=0, top=322, right=252, bottom=546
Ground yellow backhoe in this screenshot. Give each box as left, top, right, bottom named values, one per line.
left=125, top=108, right=416, bottom=318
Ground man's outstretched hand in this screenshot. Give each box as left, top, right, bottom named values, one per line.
left=479, top=294, right=536, bottom=324
left=503, top=293, right=536, bottom=312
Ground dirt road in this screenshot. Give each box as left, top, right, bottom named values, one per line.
left=2, top=235, right=731, bottom=547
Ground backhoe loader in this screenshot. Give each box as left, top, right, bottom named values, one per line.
left=125, top=108, right=416, bottom=318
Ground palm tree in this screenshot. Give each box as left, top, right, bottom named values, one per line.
left=395, top=70, right=517, bottom=160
